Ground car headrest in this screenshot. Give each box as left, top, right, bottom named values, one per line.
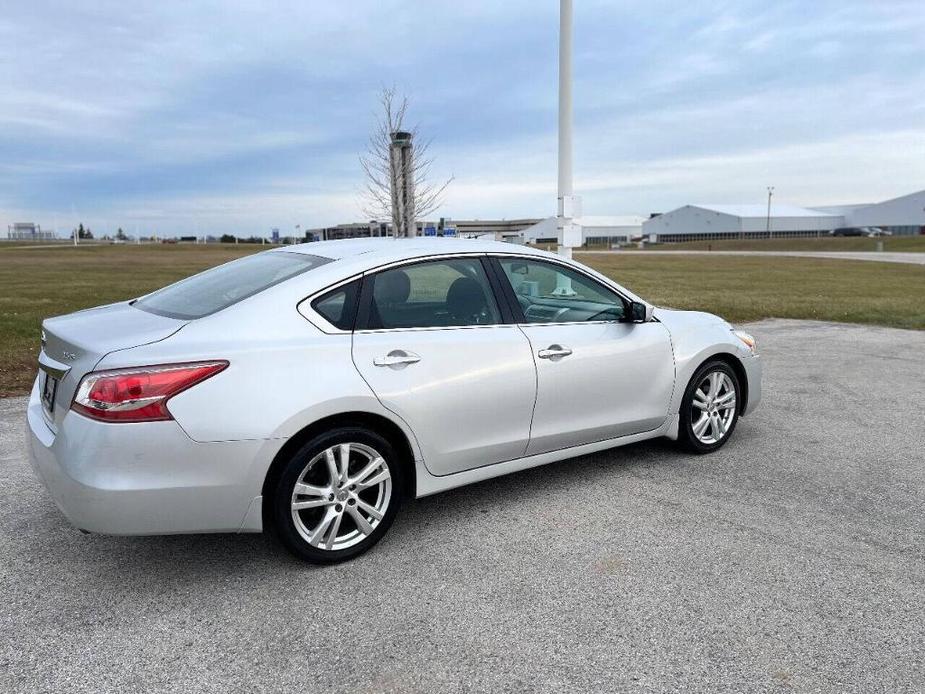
left=375, top=270, right=411, bottom=306
left=446, top=276, right=488, bottom=322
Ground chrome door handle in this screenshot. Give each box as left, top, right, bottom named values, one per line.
left=373, top=350, right=422, bottom=368
left=537, top=345, right=573, bottom=360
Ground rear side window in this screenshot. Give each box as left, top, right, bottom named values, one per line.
left=311, top=279, right=360, bottom=331
left=364, top=258, right=501, bottom=329
left=135, top=252, right=331, bottom=320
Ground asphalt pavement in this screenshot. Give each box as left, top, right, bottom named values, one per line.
left=1, top=319, right=923, bottom=693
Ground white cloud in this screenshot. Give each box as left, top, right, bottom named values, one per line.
left=2, top=0, right=924, bottom=234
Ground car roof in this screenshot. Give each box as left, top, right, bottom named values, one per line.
left=234, top=236, right=647, bottom=314
left=273, top=237, right=551, bottom=263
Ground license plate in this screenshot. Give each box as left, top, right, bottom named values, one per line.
left=41, top=372, right=58, bottom=414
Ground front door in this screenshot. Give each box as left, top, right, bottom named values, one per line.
left=493, top=256, right=675, bottom=456
left=351, top=256, right=537, bottom=476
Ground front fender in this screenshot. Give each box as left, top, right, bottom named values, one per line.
left=656, top=309, right=760, bottom=418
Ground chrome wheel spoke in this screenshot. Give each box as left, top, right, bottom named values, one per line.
left=356, top=498, right=384, bottom=521
left=294, top=482, right=328, bottom=498
left=692, top=413, right=710, bottom=437
left=351, top=457, right=385, bottom=486
left=337, top=443, right=351, bottom=484
left=308, top=509, right=337, bottom=547
left=347, top=506, right=374, bottom=536
left=324, top=448, right=339, bottom=486
left=357, top=468, right=390, bottom=491
left=324, top=513, right=343, bottom=550
left=709, top=371, right=722, bottom=396
left=711, top=413, right=726, bottom=438
left=292, top=498, right=333, bottom=511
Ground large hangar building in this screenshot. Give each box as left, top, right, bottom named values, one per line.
left=642, top=189, right=925, bottom=242
left=642, top=204, right=840, bottom=242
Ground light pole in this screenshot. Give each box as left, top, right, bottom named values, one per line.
left=557, top=0, right=581, bottom=261
left=766, top=186, right=774, bottom=239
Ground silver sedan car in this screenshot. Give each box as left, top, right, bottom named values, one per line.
left=27, top=239, right=761, bottom=563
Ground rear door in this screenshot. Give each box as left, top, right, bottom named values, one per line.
left=351, top=256, right=537, bottom=476
left=491, top=256, right=675, bottom=456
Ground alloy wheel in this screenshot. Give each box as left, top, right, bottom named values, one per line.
left=290, top=442, right=392, bottom=551
left=690, top=370, right=737, bottom=445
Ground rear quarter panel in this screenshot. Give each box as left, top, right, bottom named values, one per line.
left=93, top=283, right=420, bottom=458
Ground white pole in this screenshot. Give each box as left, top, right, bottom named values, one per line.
left=558, top=0, right=573, bottom=222
left=766, top=186, right=774, bottom=239
left=554, top=0, right=580, bottom=294
left=557, top=0, right=580, bottom=261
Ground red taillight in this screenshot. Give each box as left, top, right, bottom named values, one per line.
left=71, top=361, right=228, bottom=423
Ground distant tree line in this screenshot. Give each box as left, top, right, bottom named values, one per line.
left=65, top=226, right=294, bottom=244
left=71, top=223, right=93, bottom=240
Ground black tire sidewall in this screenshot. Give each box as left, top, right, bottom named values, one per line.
left=679, top=360, right=741, bottom=454
left=271, top=427, right=402, bottom=564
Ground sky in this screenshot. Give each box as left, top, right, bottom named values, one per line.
left=2, top=0, right=924, bottom=236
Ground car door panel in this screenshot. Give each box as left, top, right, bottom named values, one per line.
left=519, top=321, right=675, bottom=455
left=350, top=256, right=537, bottom=477
left=352, top=326, right=537, bottom=475
left=490, top=255, right=676, bottom=457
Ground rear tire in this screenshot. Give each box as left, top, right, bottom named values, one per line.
left=270, top=427, right=402, bottom=564
left=677, top=360, right=741, bottom=454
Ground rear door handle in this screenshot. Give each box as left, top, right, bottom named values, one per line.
left=373, top=350, right=422, bottom=368
left=537, top=344, right=573, bottom=360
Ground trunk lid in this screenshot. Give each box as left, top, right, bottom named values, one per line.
left=38, top=302, right=186, bottom=430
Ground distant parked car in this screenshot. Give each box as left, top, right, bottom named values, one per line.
left=832, top=227, right=890, bottom=237
left=28, top=239, right=762, bottom=563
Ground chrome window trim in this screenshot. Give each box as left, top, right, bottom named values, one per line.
left=297, top=250, right=643, bottom=334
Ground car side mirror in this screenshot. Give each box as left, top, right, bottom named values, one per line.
left=626, top=301, right=654, bottom=323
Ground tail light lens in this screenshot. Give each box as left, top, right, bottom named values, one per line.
left=71, top=361, right=228, bottom=423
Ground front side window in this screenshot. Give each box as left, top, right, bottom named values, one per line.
left=365, top=258, right=501, bottom=329
left=497, top=258, right=625, bottom=323
left=135, top=252, right=331, bottom=320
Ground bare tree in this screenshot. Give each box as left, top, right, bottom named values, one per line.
left=360, top=87, right=453, bottom=236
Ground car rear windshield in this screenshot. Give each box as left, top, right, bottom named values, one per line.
left=134, top=251, right=332, bottom=320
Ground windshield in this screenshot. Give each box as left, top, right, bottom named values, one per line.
left=134, top=251, right=331, bottom=320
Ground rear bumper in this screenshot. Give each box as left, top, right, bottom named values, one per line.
left=742, top=354, right=762, bottom=416
left=26, top=379, right=268, bottom=535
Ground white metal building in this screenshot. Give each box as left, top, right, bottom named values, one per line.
left=6, top=222, right=56, bottom=240
left=834, top=189, right=925, bottom=234
left=523, top=215, right=644, bottom=246
left=642, top=204, right=841, bottom=242
left=643, top=189, right=925, bottom=242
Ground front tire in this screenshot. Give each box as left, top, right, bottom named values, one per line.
left=677, top=360, right=741, bottom=454
left=270, top=427, right=403, bottom=564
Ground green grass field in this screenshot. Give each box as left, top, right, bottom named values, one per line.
left=1, top=242, right=922, bottom=396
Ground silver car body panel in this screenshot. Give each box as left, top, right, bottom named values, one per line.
left=518, top=320, right=675, bottom=455
left=352, top=324, right=537, bottom=476
left=26, top=238, right=762, bottom=535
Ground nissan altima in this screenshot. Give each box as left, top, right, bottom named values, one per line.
left=27, top=239, right=761, bottom=563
